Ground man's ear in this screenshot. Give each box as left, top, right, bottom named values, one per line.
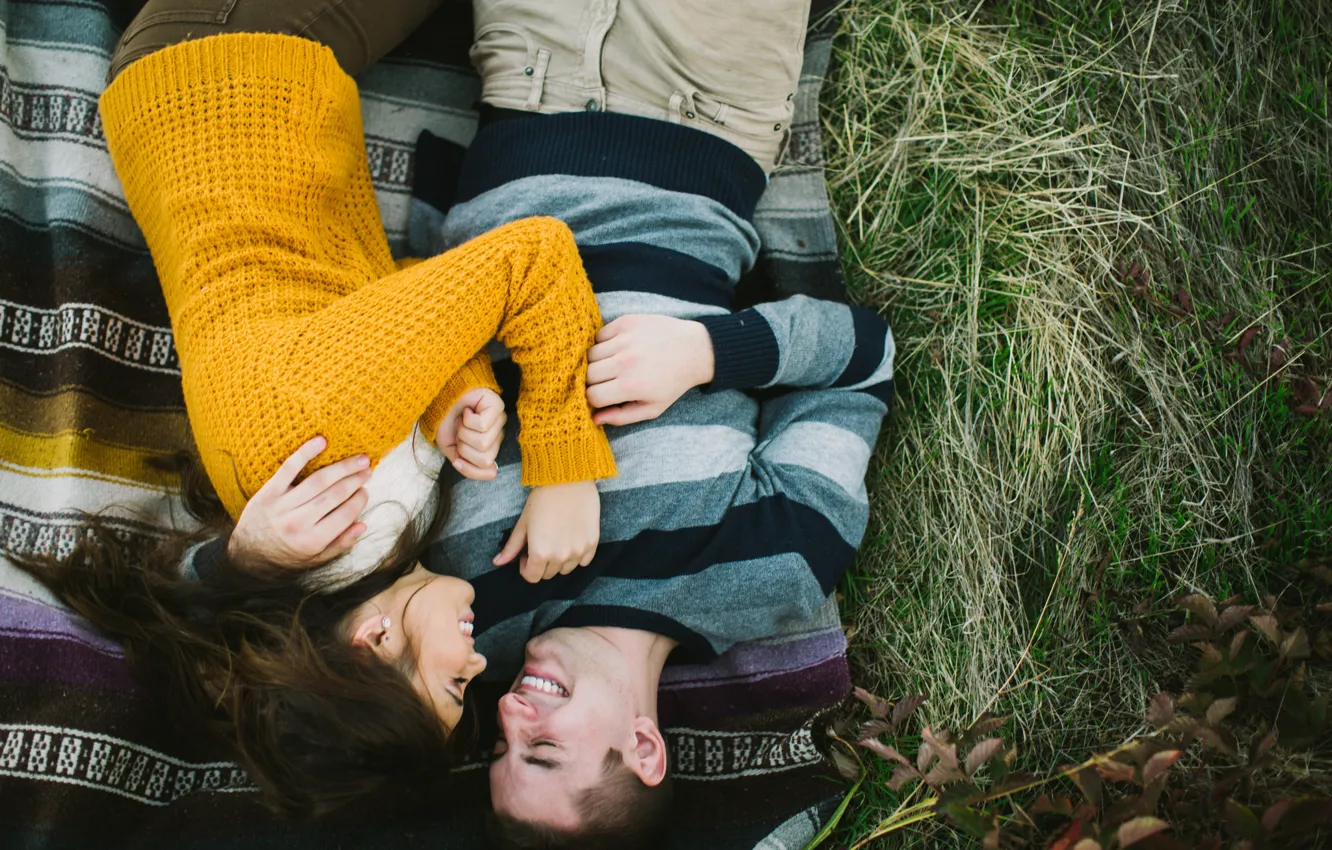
left=629, top=717, right=669, bottom=787
left=349, top=610, right=390, bottom=658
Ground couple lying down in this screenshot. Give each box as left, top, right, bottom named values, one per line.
left=18, top=0, right=895, bottom=846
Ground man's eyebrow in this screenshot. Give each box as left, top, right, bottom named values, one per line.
left=522, top=755, right=559, bottom=770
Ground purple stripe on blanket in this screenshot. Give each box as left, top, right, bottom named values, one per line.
left=0, top=632, right=139, bottom=692
left=0, top=591, right=123, bottom=655
left=659, top=655, right=849, bottom=727
left=661, top=627, right=847, bottom=687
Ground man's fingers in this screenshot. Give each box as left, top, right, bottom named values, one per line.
left=586, top=357, right=618, bottom=386
left=494, top=523, right=526, bottom=566
left=586, top=380, right=633, bottom=410
left=591, top=402, right=657, bottom=427
left=579, top=546, right=596, bottom=568
left=264, top=436, right=328, bottom=494
left=557, top=559, right=579, bottom=576
left=458, top=422, right=501, bottom=455
left=296, top=468, right=371, bottom=524
left=314, top=520, right=367, bottom=563
left=464, top=403, right=503, bottom=434
left=593, top=318, right=626, bottom=345
left=310, top=487, right=369, bottom=542
left=521, top=554, right=547, bottom=583
left=285, top=453, right=370, bottom=508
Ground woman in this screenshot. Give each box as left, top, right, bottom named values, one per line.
left=17, top=0, right=614, bottom=818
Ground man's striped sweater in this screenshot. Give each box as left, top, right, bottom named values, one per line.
left=415, top=111, right=896, bottom=681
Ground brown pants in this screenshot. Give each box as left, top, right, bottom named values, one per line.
left=109, top=0, right=445, bottom=81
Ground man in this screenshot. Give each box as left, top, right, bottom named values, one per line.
left=404, top=0, right=896, bottom=845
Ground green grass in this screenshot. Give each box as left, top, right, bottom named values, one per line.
left=823, top=0, right=1331, bottom=844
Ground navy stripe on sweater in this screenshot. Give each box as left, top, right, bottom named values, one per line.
left=582, top=242, right=733, bottom=309
left=460, top=493, right=855, bottom=634
left=832, top=305, right=896, bottom=389
left=453, top=112, right=767, bottom=221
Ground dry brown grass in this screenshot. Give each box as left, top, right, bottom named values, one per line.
left=825, top=0, right=1330, bottom=839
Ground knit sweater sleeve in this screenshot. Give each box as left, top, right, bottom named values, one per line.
left=697, top=296, right=894, bottom=398
left=98, top=34, right=614, bottom=516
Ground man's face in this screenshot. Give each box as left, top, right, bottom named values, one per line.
left=489, top=629, right=639, bottom=829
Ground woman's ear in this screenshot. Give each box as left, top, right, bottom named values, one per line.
left=629, top=717, right=669, bottom=787
left=349, top=610, right=390, bottom=657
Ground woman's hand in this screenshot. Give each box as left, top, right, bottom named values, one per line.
left=436, top=388, right=506, bottom=480
left=585, top=315, right=715, bottom=426
left=228, top=436, right=370, bottom=570
left=492, top=481, right=600, bottom=582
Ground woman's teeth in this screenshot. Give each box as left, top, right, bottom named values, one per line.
left=520, top=675, right=569, bottom=697
left=459, top=620, right=474, bottom=637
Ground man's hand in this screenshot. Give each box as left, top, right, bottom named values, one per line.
left=436, top=388, right=506, bottom=480
left=229, top=436, right=370, bottom=569
left=493, top=481, right=600, bottom=582
left=585, top=315, right=715, bottom=426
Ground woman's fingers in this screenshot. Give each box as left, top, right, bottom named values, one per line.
left=313, top=518, right=367, bottom=563
left=310, top=486, right=370, bottom=542
left=592, top=401, right=658, bottom=427
left=262, top=436, right=328, bottom=495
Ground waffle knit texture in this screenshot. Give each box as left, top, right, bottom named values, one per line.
left=97, top=33, right=616, bottom=518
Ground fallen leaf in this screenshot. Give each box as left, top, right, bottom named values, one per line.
left=1206, top=697, right=1238, bottom=726
left=1142, top=750, right=1182, bottom=785
left=891, top=694, right=928, bottom=732
left=1118, top=815, right=1171, bottom=847
left=1237, top=326, right=1260, bottom=357
left=964, top=738, right=1007, bottom=776
left=1146, top=693, right=1176, bottom=728
left=1175, top=289, right=1194, bottom=314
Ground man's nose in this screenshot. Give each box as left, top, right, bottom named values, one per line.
left=498, top=692, right=538, bottom=724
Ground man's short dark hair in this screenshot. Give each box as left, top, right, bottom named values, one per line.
left=489, top=747, right=674, bottom=849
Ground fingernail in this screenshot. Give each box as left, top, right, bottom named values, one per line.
left=357, top=455, right=369, bottom=468
left=313, top=435, right=327, bottom=448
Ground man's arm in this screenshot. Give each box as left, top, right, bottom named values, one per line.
left=586, top=295, right=894, bottom=424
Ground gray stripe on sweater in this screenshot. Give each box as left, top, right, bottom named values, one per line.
left=755, top=296, right=855, bottom=388
left=442, top=174, right=762, bottom=280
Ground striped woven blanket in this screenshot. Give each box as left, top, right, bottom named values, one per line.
left=0, top=2, right=851, bottom=847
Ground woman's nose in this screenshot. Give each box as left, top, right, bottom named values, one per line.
left=468, top=651, right=487, bottom=678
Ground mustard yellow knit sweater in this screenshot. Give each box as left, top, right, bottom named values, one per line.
left=99, top=34, right=616, bottom=518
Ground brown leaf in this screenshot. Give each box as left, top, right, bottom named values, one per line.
left=1294, top=377, right=1321, bottom=405
left=964, top=738, right=1007, bottom=777
left=1175, top=289, right=1194, bottom=315
left=1167, top=624, right=1214, bottom=643
left=858, top=719, right=894, bottom=740
left=1070, top=765, right=1103, bottom=806
left=891, top=694, right=927, bottom=732
left=1142, top=750, right=1182, bottom=785
left=916, top=740, right=934, bottom=774
left=923, top=761, right=968, bottom=787
left=1206, top=696, right=1238, bottom=726
left=1196, top=726, right=1239, bottom=756
left=1071, top=839, right=1102, bottom=850
left=829, top=744, right=862, bottom=781
left=1280, top=627, right=1311, bottom=660
left=1237, top=326, right=1260, bottom=357
left=852, top=686, right=891, bottom=719
left=1217, top=605, right=1255, bottom=633
left=1095, top=759, right=1136, bottom=783
left=1230, top=629, right=1249, bottom=659
left=1267, top=338, right=1290, bottom=373
left=1294, top=403, right=1321, bottom=416
left=1321, top=388, right=1332, bottom=410
left=1146, top=693, right=1176, bottom=728
left=887, top=763, right=920, bottom=792
left=966, top=714, right=1010, bottom=740
left=1261, top=799, right=1292, bottom=831
left=1179, top=594, right=1219, bottom=627
left=858, top=737, right=912, bottom=767
left=1250, top=614, right=1282, bottom=644
left=921, top=726, right=959, bottom=769
left=1118, top=816, right=1171, bottom=847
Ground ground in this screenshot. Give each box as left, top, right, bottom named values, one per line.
left=826, top=0, right=1331, bottom=844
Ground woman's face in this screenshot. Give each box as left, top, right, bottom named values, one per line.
left=349, top=565, right=487, bottom=731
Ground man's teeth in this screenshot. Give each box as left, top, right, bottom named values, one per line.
left=459, top=620, right=474, bottom=637
left=521, top=675, right=569, bottom=697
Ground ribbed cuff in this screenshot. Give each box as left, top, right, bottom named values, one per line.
left=420, top=355, right=502, bottom=443
left=100, top=33, right=352, bottom=139
left=520, top=428, right=618, bottom=487
left=696, top=309, right=781, bottom=391
left=186, top=534, right=230, bottom=584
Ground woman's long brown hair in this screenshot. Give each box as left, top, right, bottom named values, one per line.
left=11, top=451, right=461, bottom=818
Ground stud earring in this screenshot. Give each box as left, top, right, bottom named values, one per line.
left=381, top=615, right=391, bottom=630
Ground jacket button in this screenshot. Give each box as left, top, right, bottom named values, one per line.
left=585, top=99, right=601, bottom=112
